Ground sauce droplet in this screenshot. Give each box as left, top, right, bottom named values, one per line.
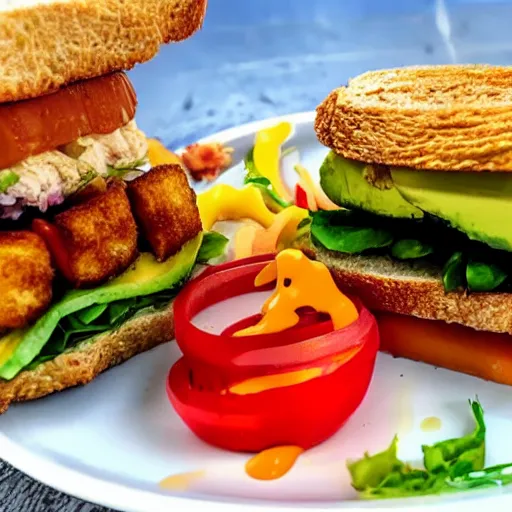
left=245, top=446, right=304, bottom=481
left=420, top=416, right=442, bottom=432
left=159, top=470, right=205, bottom=491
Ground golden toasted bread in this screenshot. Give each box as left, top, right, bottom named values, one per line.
left=128, top=165, right=202, bottom=261
left=55, top=181, right=138, bottom=287
left=0, top=302, right=175, bottom=414
left=297, top=235, right=512, bottom=335
left=0, top=0, right=208, bottom=103
left=315, top=65, right=512, bottom=171
left=0, top=231, right=53, bottom=329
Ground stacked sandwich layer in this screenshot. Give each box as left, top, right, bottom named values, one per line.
left=0, top=70, right=204, bottom=399
left=0, top=0, right=208, bottom=413
left=301, top=65, right=512, bottom=384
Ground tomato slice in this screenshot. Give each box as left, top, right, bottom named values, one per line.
left=168, top=255, right=380, bottom=452
left=32, top=218, right=74, bottom=283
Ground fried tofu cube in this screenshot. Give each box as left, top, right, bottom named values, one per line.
left=0, top=231, right=53, bottom=329
left=54, top=181, right=138, bottom=287
left=128, top=165, right=202, bottom=261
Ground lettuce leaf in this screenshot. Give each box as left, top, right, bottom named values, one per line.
left=310, top=209, right=510, bottom=293
left=25, top=289, right=178, bottom=371
left=311, top=210, right=394, bottom=253
left=197, top=231, right=229, bottom=263
left=347, top=400, right=511, bottom=500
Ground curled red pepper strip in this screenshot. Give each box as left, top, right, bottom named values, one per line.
left=295, top=183, right=309, bottom=209
left=173, top=254, right=374, bottom=374
left=168, top=254, right=380, bottom=452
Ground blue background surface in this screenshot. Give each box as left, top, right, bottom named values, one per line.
left=128, top=0, right=512, bottom=149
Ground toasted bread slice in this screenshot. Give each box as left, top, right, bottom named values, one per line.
left=0, top=0, right=208, bottom=103
left=298, top=236, right=512, bottom=335
left=316, top=65, right=512, bottom=171
left=0, top=301, right=175, bottom=414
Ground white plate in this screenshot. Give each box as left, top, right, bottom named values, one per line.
left=2, top=112, right=512, bottom=512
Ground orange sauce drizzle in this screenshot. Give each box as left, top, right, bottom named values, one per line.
left=227, top=346, right=362, bottom=396
left=245, top=446, right=304, bottom=481
left=234, top=249, right=359, bottom=337
left=159, top=470, right=205, bottom=491
left=420, top=416, right=442, bottom=432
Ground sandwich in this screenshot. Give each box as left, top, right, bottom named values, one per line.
left=302, top=65, right=512, bottom=385
left=0, top=0, right=208, bottom=413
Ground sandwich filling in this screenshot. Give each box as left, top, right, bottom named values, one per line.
left=312, top=151, right=512, bottom=293
left=0, top=120, right=148, bottom=220
left=0, top=72, right=225, bottom=383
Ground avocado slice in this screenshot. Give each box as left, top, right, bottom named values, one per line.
left=391, top=168, right=512, bottom=252
left=0, top=233, right=202, bottom=380
left=319, top=152, right=423, bottom=219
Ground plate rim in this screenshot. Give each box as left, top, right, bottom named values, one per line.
left=1, top=110, right=511, bottom=512
left=188, top=110, right=316, bottom=147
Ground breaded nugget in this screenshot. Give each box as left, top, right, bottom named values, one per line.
left=0, top=231, right=53, bottom=329
left=55, top=181, right=138, bottom=287
left=128, top=165, right=202, bottom=261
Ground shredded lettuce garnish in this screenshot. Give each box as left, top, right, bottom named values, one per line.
left=348, top=400, right=512, bottom=499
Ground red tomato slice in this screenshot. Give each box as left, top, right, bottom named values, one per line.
left=168, top=254, right=380, bottom=452
left=32, top=218, right=74, bottom=283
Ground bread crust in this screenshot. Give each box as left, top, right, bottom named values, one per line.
left=298, top=236, right=512, bottom=335
left=0, top=0, right=208, bottom=103
left=0, top=302, right=175, bottom=414
left=315, top=65, right=512, bottom=171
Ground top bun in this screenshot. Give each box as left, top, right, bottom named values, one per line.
left=315, top=65, right=512, bottom=171
left=0, top=0, right=207, bottom=103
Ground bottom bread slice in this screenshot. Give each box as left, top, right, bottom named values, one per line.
left=0, top=303, right=175, bottom=414
left=298, top=237, right=512, bottom=335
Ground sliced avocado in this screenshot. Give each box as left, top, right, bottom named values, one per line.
left=391, top=168, right=512, bottom=251
left=319, top=151, right=423, bottom=219
left=0, top=233, right=202, bottom=380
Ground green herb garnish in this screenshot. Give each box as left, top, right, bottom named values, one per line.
left=348, top=400, right=509, bottom=499
left=0, top=170, right=19, bottom=193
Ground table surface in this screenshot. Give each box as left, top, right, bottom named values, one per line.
left=2, top=0, right=512, bottom=510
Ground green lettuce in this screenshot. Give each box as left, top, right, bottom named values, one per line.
left=197, top=231, right=229, bottom=263
left=25, top=289, right=178, bottom=370
left=348, top=400, right=512, bottom=499
left=310, top=210, right=510, bottom=293
left=0, top=170, right=19, bottom=193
